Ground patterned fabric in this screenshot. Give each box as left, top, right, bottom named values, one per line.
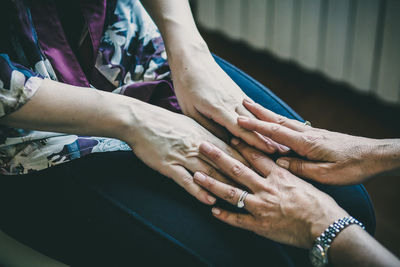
left=0, top=0, right=181, bottom=175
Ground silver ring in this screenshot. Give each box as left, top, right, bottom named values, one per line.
left=237, top=191, right=248, bottom=208
left=304, top=120, right=312, bottom=127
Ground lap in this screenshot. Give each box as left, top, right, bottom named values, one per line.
left=0, top=56, right=375, bottom=266
left=0, top=151, right=293, bottom=266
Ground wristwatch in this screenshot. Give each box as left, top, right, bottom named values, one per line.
left=309, top=216, right=365, bottom=267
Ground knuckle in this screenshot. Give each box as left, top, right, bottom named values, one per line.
left=206, top=176, right=217, bottom=188
left=300, top=134, right=319, bottom=145
left=254, top=206, right=268, bottom=218
left=182, top=175, right=193, bottom=187
left=223, top=187, right=238, bottom=200
left=235, top=215, right=244, bottom=225
left=231, top=163, right=245, bottom=177
left=210, top=149, right=223, bottom=161
left=250, top=151, right=263, bottom=161
left=258, top=183, right=272, bottom=195
left=271, top=124, right=280, bottom=133
left=298, top=135, right=320, bottom=156
left=266, top=124, right=280, bottom=138
left=276, top=115, right=287, bottom=125
left=292, top=160, right=304, bottom=175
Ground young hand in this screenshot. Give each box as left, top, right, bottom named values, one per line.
left=171, top=54, right=288, bottom=154
left=121, top=100, right=246, bottom=205
left=140, top=0, right=286, bottom=154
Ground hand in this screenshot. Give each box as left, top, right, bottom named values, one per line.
left=122, top=101, right=246, bottom=205
left=193, top=140, right=347, bottom=249
left=236, top=99, right=389, bottom=185
left=170, top=52, right=288, bottom=154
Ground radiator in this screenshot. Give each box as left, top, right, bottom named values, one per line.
left=194, top=0, right=400, bottom=105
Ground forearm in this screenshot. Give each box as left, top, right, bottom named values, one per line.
left=0, top=79, right=138, bottom=142
left=367, top=139, right=400, bottom=177
left=329, top=225, right=399, bottom=266
left=140, top=0, right=213, bottom=68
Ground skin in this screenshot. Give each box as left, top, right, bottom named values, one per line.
left=0, top=0, right=258, bottom=205
left=237, top=99, right=400, bottom=185
left=1, top=0, right=399, bottom=265
left=141, top=0, right=287, bottom=153
left=194, top=141, right=348, bottom=249
left=194, top=141, right=400, bottom=266
left=0, top=79, right=244, bottom=205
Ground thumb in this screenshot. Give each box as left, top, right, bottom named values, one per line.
left=276, top=157, right=330, bottom=182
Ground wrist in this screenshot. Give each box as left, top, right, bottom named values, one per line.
left=96, top=92, right=141, bottom=143
left=309, top=205, right=349, bottom=247
left=115, top=97, right=173, bottom=145
left=166, top=37, right=213, bottom=72
left=160, top=21, right=213, bottom=73
left=309, top=217, right=366, bottom=267
left=365, top=138, right=400, bottom=177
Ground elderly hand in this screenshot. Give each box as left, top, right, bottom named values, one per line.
left=171, top=53, right=288, bottom=154
left=235, top=99, right=398, bottom=185
left=193, top=140, right=347, bottom=248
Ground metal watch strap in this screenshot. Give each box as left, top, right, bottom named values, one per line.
left=310, top=216, right=365, bottom=267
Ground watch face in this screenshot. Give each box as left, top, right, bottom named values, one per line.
left=309, top=244, right=325, bottom=267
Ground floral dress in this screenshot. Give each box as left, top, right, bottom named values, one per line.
left=0, top=0, right=181, bottom=175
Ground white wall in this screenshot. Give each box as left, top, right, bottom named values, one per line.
left=195, top=0, right=400, bottom=105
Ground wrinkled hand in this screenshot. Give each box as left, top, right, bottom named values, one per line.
left=171, top=53, right=288, bottom=154
left=123, top=101, right=246, bottom=205
left=193, top=140, right=347, bottom=249
left=237, top=99, right=385, bottom=185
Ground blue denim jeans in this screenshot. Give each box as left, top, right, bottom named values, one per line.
left=0, top=56, right=375, bottom=267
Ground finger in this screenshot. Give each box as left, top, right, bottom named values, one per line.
left=276, top=157, right=334, bottom=182
left=184, top=158, right=239, bottom=187
left=193, top=108, right=231, bottom=142
left=166, top=165, right=216, bottom=205
left=204, top=136, right=250, bottom=168
left=237, top=104, right=290, bottom=154
left=255, top=132, right=290, bottom=154
left=194, top=171, right=257, bottom=211
left=211, top=207, right=256, bottom=232
left=237, top=116, right=305, bottom=153
left=238, top=128, right=279, bottom=154
left=199, top=142, right=262, bottom=190
left=200, top=106, right=279, bottom=154
left=243, top=99, right=306, bottom=131
left=231, top=138, right=274, bottom=177
left=235, top=104, right=256, bottom=119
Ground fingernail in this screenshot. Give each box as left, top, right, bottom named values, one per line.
left=237, top=116, right=249, bottom=123
left=194, top=172, right=206, bottom=182
left=212, top=207, right=221, bottom=215
left=207, top=195, right=216, bottom=204
left=276, top=158, right=289, bottom=169
left=200, top=143, right=213, bottom=154
left=279, top=145, right=290, bottom=152
left=231, top=138, right=240, bottom=145
left=243, top=98, right=254, bottom=104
